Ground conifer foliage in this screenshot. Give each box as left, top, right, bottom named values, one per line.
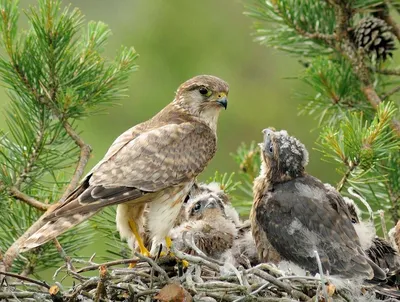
left=0, top=0, right=138, bottom=275
left=244, top=0, right=400, bottom=227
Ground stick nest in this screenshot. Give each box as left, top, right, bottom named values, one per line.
left=1, top=246, right=387, bottom=302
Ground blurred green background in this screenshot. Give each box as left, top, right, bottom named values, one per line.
left=0, top=0, right=342, bottom=279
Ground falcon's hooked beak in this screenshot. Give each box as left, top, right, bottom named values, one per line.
left=216, top=92, right=228, bottom=109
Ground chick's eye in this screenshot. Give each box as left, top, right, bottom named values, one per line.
left=193, top=202, right=201, bottom=212
left=199, top=87, right=211, bottom=97
left=269, top=143, right=273, bottom=154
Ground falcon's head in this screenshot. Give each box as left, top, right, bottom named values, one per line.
left=186, top=194, right=226, bottom=222
left=174, top=75, right=229, bottom=129
left=259, top=128, right=309, bottom=183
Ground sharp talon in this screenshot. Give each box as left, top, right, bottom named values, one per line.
left=128, top=262, right=137, bottom=268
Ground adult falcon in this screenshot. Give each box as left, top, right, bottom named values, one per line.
left=19, top=75, right=229, bottom=256
left=251, top=128, right=385, bottom=280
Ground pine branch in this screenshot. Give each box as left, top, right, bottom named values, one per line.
left=246, top=0, right=400, bottom=137
left=0, top=271, right=50, bottom=289
left=8, top=186, right=50, bottom=211
left=38, top=85, right=92, bottom=202
left=381, top=85, right=400, bottom=100
left=336, top=165, right=356, bottom=192
left=329, top=2, right=400, bottom=136
left=0, top=0, right=138, bottom=275
left=376, top=68, right=400, bottom=76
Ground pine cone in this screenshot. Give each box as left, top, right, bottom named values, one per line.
left=353, top=17, right=396, bottom=61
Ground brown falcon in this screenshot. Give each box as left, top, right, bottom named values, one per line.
left=251, top=128, right=386, bottom=279
left=170, top=183, right=237, bottom=259
left=19, top=75, right=229, bottom=255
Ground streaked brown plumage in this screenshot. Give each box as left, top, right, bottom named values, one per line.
left=251, top=128, right=386, bottom=280
left=19, top=75, right=229, bottom=255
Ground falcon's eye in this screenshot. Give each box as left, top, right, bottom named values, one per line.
left=199, top=87, right=212, bottom=97
left=351, top=218, right=357, bottom=223
left=193, top=202, right=202, bottom=213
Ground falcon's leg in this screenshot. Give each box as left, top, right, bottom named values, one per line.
left=129, top=219, right=150, bottom=257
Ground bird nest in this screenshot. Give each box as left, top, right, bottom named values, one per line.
left=0, top=244, right=386, bottom=302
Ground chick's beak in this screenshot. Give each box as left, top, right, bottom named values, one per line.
left=205, top=200, right=218, bottom=209
left=216, top=92, right=228, bottom=110
left=262, top=128, right=274, bottom=153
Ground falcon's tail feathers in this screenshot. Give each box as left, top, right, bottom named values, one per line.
left=366, top=257, right=387, bottom=281
left=19, top=210, right=98, bottom=253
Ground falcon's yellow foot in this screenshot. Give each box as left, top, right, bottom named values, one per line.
left=165, top=236, right=173, bottom=249
left=163, top=236, right=189, bottom=268
left=159, top=251, right=168, bottom=257
left=128, top=261, right=138, bottom=268
left=128, top=219, right=151, bottom=258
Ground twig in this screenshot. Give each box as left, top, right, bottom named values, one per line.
left=233, top=282, right=270, bottom=302
left=313, top=250, right=329, bottom=302
left=378, top=210, right=389, bottom=240
left=375, top=68, right=400, bottom=76
left=76, top=258, right=139, bottom=273
left=337, top=164, right=356, bottom=192
left=250, top=268, right=310, bottom=301
left=9, top=186, right=50, bottom=211
left=133, top=289, right=159, bottom=301
left=133, top=252, right=170, bottom=282
left=381, top=85, right=400, bottom=100
left=0, top=292, right=49, bottom=299
left=64, top=278, right=97, bottom=301
left=0, top=271, right=50, bottom=289
left=294, top=25, right=336, bottom=42
left=59, top=121, right=92, bottom=202
left=250, top=263, right=284, bottom=277
left=53, top=238, right=75, bottom=272
left=171, top=245, right=220, bottom=272
left=94, top=265, right=108, bottom=302
left=277, top=276, right=320, bottom=282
